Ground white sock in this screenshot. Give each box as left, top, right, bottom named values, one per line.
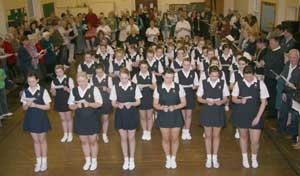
left=242, top=153, right=248, bottom=160
left=166, top=155, right=171, bottom=160
left=68, top=132, right=73, bottom=136
left=85, top=157, right=91, bottom=162
left=171, top=155, right=176, bottom=160
left=129, top=157, right=134, bottom=161
left=41, top=157, right=47, bottom=164
left=207, top=154, right=212, bottom=161
left=212, top=154, right=218, bottom=161
left=124, top=157, right=129, bottom=161
left=251, top=154, right=257, bottom=160
left=91, top=158, right=97, bottom=163
left=36, top=157, right=42, bottom=164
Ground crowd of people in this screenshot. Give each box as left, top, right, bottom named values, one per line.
left=0, top=4, right=300, bottom=173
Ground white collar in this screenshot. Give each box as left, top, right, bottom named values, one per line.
left=139, top=71, right=150, bottom=78
left=56, top=75, right=67, bottom=82
left=242, top=77, right=258, bottom=87
left=114, top=59, right=125, bottom=65
left=222, top=53, right=232, bottom=60
left=175, top=58, right=183, bottom=65
left=119, top=81, right=132, bottom=90
left=147, top=58, right=156, bottom=65
left=207, top=78, right=220, bottom=88
left=162, top=82, right=175, bottom=90
left=182, top=69, right=191, bottom=77
left=28, top=84, right=41, bottom=95
left=78, top=84, right=91, bottom=92
left=272, top=46, right=281, bottom=51
left=84, top=60, right=95, bottom=66
left=155, top=55, right=164, bottom=60
left=96, top=74, right=106, bottom=81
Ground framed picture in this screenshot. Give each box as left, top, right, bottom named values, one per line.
left=169, top=4, right=188, bottom=12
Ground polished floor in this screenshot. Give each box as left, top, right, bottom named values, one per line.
left=0, top=58, right=299, bottom=176
left=0, top=105, right=298, bottom=176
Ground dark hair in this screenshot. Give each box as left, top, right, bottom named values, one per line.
left=139, top=60, right=149, bottom=67
left=275, top=24, right=283, bottom=31
left=269, top=36, right=281, bottom=43
left=210, top=56, right=219, bottom=65
left=95, top=63, right=104, bottom=71
left=163, top=68, right=175, bottom=75
left=208, top=65, right=220, bottom=74
left=243, top=65, right=255, bottom=75
left=27, top=71, right=39, bottom=79
left=222, top=44, right=230, bottom=50
left=238, top=56, right=249, bottom=64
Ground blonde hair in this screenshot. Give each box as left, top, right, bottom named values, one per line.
left=77, top=72, right=88, bottom=79
left=55, top=64, right=65, bottom=71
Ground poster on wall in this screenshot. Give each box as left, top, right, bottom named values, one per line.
left=260, top=2, right=276, bottom=33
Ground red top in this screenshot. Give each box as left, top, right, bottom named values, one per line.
left=85, top=13, right=99, bottom=27
left=35, top=43, right=45, bottom=64
left=2, top=41, right=16, bottom=65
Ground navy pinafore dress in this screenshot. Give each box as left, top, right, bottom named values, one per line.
left=92, top=75, right=113, bottom=115
left=23, top=87, right=51, bottom=133
left=136, top=72, right=154, bottom=110
left=178, top=70, right=196, bottom=109
left=156, top=83, right=184, bottom=128
left=231, top=80, right=263, bottom=129
left=73, top=86, right=100, bottom=135
left=114, top=83, right=139, bottom=130
left=199, top=79, right=226, bottom=127
left=53, top=77, right=70, bottom=112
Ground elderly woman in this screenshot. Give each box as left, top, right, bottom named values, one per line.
left=277, top=49, right=300, bottom=142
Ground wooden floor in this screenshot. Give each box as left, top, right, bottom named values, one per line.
left=0, top=106, right=298, bottom=176
left=0, top=57, right=299, bottom=176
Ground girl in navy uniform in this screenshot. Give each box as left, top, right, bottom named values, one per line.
left=95, top=44, right=112, bottom=73
left=231, top=66, right=269, bottom=168
left=200, top=57, right=226, bottom=81
left=170, top=47, right=185, bottom=72
left=109, top=48, right=131, bottom=85
left=126, top=45, right=142, bottom=77
left=110, top=68, right=142, bottom=170
left=132, top=60, right=157, bottom=141
left=90, top=64, right=113, bottom=143
left=219, top=44, right=236, bottom=84
left=68, top=72, right=103, bottom=171
left=197, top=47, right=211, bottom=75
left=50, top=65, right=74, bottom=143
left=174, top=58, right=199, bottom=140
left=229, top=57, right=249, bottom=89
left=146, top=48, right=164, bottom=84
left=197, top=65, right=230, bottom=169
left=21, top=72, right=51, bottom=172
left=77, top=53, right=97, bottom=80
left=229, top=56, right=249, bottom=139
left=191, top=39, right=206, bottom=67
left=155, top=46, right=169, bottom=69
left=153, top=68, right=187, bottom=169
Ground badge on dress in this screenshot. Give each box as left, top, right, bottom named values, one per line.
left=130, top=86, right=133, bottom=91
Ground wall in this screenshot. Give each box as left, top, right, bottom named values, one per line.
left=232, top=0, right=300, bottom=25
left=2, top=0, right=207, bottom=18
